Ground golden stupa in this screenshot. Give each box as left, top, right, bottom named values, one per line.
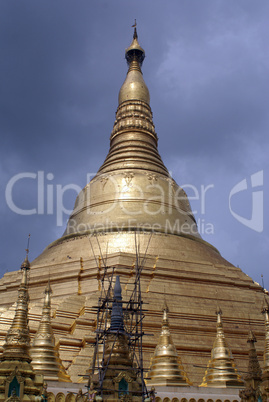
left=146, top=303, right=191, bottom=386
left=0, top=253, right=43, bottom=400
left=0, top=26, right=268, bottom=386
left=200, top=307, right=244, bottom=387
left=30, top=281, right=71, bottom=382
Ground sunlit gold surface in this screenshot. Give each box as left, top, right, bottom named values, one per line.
left=119, top=28, right=149, bottom=105
left=146, top=304, right=191, bottom=386
left=62, top=24, right=205, bottom=242
left=31, top=282, right=71, bottom=382
left=0, top=257, right=43, bottom=400
left=200, top=308, right=244, bottom=388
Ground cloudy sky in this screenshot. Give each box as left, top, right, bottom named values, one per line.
left=1, top=1, right=268, bottom=289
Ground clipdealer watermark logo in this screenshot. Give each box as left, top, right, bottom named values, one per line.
left=4, top=170, right=264, bottom=234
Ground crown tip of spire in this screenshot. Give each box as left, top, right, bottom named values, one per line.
left=132, top=19, right=137, bottom=39
left=125, top=20, right=145, bottom=65
left=21, top=234, right=31, bottom=270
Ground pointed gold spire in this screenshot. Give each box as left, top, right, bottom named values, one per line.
left=261, top=297, right=269, bottom=391
left=146, top=303, right=191, bottom=386
left=63, top=25, right=202, bottom=245
left=97, top=24, right=168, bottom=176
left=200, top=307, right=244, bottom=388
left=30, top=281, right=71, bottom=382
left=0, top=245, right=43, bottom=399
left=1, top=247, right=31, bottom=361
left=118, top=21, right=149, bottom=105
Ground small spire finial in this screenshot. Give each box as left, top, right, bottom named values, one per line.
left=26, top=233, right=30, bottom=257
left=21, top=234, right=31, bottom=270
left=132, top=19, right=137, bottom=39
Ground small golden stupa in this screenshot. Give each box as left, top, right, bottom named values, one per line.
left=146, top=302, right=191, bottom=387
left=0, top=252, right=43, bottom=400
left=30, top=281, right=71, bottom=382
left=200, top=307, right=244, bottom=388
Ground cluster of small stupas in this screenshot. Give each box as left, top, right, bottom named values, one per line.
left=1, top=256, right=269, bottom=401
left=0, top=248, right=68, bottom=401
left=1, top=25, right=269, bottom=401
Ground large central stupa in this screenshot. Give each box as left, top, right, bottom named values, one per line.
left=0, top=27, right=266, bottom=386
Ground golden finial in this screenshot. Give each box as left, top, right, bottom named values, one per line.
left=21, top=234, right=31, bottom=270
left=132, top=19, right=137, bottom=39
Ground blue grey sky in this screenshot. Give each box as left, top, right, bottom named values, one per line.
left=1, top=1, right=268, bottom=289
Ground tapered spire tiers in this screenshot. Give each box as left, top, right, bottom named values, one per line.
left=102, top=276, right=142, bottom=400
left=110, top=275, right=124, bottom=332
left=245, top=330, right=262, bottom=384
left=146, top=303, right=191, bottom=386
left=30, top=282, right=71, bottom=382
left=1, top=254, right=31, bottom=361
left=200, top=308, right=244, bottom=388
left=118, top=26, right=149, bottom=105
left=98, top=25, right=165, bottom=175
left=0, top=254, right=43, bottom=400
left=64, top=27, right=203, bottom=243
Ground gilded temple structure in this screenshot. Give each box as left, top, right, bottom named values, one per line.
left=30, top=281, right=71, bottom=382
left=200, top=308, right=244, bottom=388
left=0, top=26, right=269, bottom=400
left=146, top=303, right=191, bottom=387
left=0, top=253, right=43, bottom=400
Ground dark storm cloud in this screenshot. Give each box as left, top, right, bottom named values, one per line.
left=0, top=0, right=268, bottom=289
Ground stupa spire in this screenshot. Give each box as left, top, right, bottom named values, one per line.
left=110, top=275, right=124, bottom=332
left=63, top=25, right=202, bottom=247
left=245, top=329, right=262, bottom=384
left=200, top=307, right=244, bottom=387
left=97, top=25, right=168, bottom=176
left=1, top=243, right=31, bottom=361
left=101, top=275, right=142, bottom=399
left=146, top=302, right=191, bottom=386
left=30, top=281, right=71, bottom=382
left=0, top=243, right=43, bottom=399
